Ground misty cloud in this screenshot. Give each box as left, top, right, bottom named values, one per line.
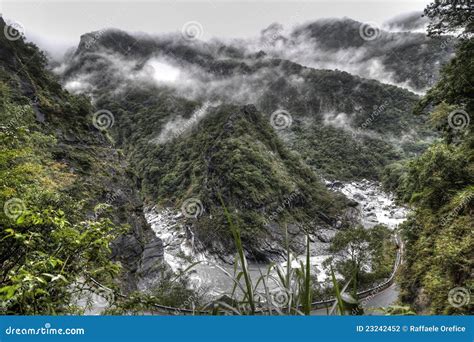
left=150, top=101, right=218, bottom=145
left=53, top=15, right=451, bottom=151
left=382, top=11, right=429, bottom=33
left=231, top=17, right=453, bottom=94
left=322, top=111, right=353, bottom=130
left=145, top=59, right=181, bottom=83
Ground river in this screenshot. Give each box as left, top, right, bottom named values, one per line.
left=144, top=180, right=408, bottom=302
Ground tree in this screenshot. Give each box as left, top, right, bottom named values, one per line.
left=329, top=226, right=368, bottom=295
left=424, top=0, right=474, bottom=37
left=327, top=225, right=395, bottom=295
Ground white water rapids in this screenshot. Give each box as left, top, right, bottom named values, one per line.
left=145, top=180, right=408, bottom=299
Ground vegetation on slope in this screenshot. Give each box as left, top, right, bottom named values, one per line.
left=62, top=32, right=435, bottom=182
left=0, top=62, right=119, bottom=314
left=291, top=17, right=456, bottom=90
left=255, top=65, right=432, bottom=180
left=382, top=2, right=473, bottom=314
left=0, top=18, right=160, bottom=313
left=326, top=225, right=397, bottom=292
left=99, top=90, right=350, bottom=259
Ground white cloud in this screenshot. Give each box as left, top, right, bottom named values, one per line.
left=146, top=59, right=181, bottom=83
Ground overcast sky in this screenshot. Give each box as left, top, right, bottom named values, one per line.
left=1, top=0, right=431, bottom=58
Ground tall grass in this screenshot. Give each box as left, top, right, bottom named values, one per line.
left=108, top=199, right=365, bottom=315
left=113, top=198, right=366, bottom=315
left=330, top=266, right=345, bottom=315
left=214, top=197, right=314, bottom=315
left=219, top=194, right=255, bottom=314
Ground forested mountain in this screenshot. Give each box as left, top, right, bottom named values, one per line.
left=0, top=0, right=471, bottom=315
left=248, top=17, right=456, bottom=93
left=59, top=26, right=437, bottom=180
left=0, top=17, right=161, bottom=313
left=53, top=25, right=441, bottom=260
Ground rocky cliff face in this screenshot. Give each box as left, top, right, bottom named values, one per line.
left=0, top=17, right=163, bottom=293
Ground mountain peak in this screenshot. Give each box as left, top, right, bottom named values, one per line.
left=77, top=28, right=137, bottom=54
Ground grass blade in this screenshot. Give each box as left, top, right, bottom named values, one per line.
left=218, top=194, right=255, bottom=314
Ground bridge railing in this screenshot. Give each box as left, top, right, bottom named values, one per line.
left=310, top=234, right=403, bottom=311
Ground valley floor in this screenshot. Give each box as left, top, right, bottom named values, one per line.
left=145, top=180, right=407, bottom=309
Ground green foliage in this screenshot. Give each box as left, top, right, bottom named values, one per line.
left=415, top=39, right=474, bottom=122
left=387, top=133, right=473, bottom=314
left=424, top=0, right=474, bottom=37
left=330, top=266, right=345, bottom=315
left=327, top=225, right=396, bottom=290
left=383, top=305, right=416, bottom=315
left=102, top=96, right=348, bottom=255
left=384, top=10, right=473, bottom=313
left=292, top=125, right=401, bottom=181
left=108, top=265, right=204, bottom=314
left=391, top=142, right=472, bottom=210
left=0, top=209, right=122, bottom=314
left=1, top=7, right=469, bottom=316
left=260, top=68, right=431, bottom=181
left=0, top=86, right=125, bottom=314
left=206, top=208, right=315, bottom=315
left=0, top=28, right=145, bottom=314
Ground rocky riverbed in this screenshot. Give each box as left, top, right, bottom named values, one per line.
left=328, top=179, right=408, bottom=229
left=144, top=180, right=408, bottom=298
